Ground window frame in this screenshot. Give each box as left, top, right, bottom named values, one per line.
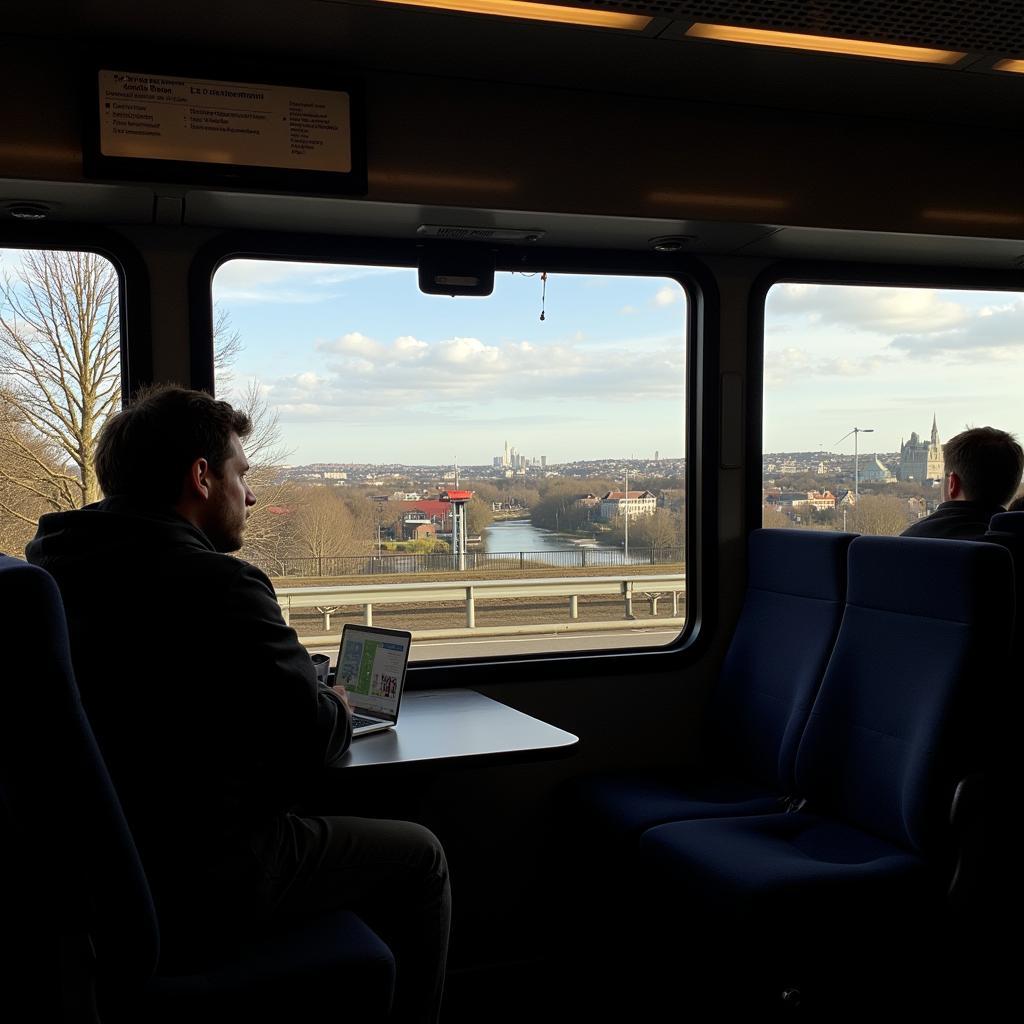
left=189, top=231, right=719, bottom=685
left=748, top=260, right=1024, bottom=536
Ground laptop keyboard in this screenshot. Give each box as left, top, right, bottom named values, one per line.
left=352, top=715, right=379, bottom=730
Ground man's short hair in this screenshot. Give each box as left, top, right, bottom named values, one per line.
left=943, top=426, right=1024, bottom=507
left=95, top=385, right=252, bottom=504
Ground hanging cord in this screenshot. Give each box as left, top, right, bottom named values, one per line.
left=539, top=271, right=547, bottom=321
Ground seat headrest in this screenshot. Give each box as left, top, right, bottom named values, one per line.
left=847, top=535, right=1012, bottom=624
left=989, top=511, right=1024, bottom=535
left=747, top=529, right=856, bottom=602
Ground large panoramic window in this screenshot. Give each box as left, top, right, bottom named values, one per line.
left=212, top=260, right=688, bottom=661
left=0, top=247, right=122, bottom=555
left=763, top=281, right=1024, bottom=534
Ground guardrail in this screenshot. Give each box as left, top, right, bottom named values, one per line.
left=275, top=572, right=686, bottom=631
left=255, top=546, right=684, bottom=578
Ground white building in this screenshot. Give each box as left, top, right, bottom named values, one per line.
left=598, top=490, right=657, bottom=522
left=859, top=456, right=895, bottom=484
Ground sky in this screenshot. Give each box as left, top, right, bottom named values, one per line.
left=213, top=260, right=688, bottom=465
left=764, top=283, right=1024, bottom=456
left=6, top=248, right=1023, bottom=466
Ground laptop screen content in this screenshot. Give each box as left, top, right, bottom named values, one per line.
left=336, top=625, right=411, bottom=719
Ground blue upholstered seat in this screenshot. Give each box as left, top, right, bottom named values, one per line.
left=637, top=536, right=1012, bottom=1008
left=989, top=510, right=1024, bottom=535
left=0, top=556, right=395, bottom=1022
left=986, top=512, right=1024, bottom=653
left=568, top=529, right=855, bottom=843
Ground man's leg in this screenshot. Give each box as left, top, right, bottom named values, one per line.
left=269, top=815, right=450, bottom=1024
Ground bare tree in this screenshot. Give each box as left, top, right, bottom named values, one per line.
left=0, top=250, right=120, bottom=516
left=212, top=306, right=242, bottom=389
left=632, top=508, right=682, bottom=549
left=762, top=506, right=793, bottom=529
left=851, top=494, right=911, bottom=536
left=278, top=487, right=375, bottom=575
left=0, top=388, right=57, bottom=552
left=0, top=251, right=288, bottom=549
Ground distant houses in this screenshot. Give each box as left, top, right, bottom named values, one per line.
left=766, top=490, right=838, bottom=512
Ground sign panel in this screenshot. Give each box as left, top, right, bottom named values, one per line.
left=87, top=68, right=364, bottom=193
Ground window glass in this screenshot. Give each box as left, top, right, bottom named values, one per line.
left=212, top=260, right=687, bottom=661
left=0, top=247, right=122, bottom=554
left=763, top=282, right=1024, bottom=533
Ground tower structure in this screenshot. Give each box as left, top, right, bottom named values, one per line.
left=898, top=414, right=944, bottom=483
left=927, top=414, right=944, bottom=480
left=441, top=490, right=473, bottom=570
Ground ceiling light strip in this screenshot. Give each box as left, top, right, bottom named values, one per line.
left=993, top=58, right=1024, bottom=74
left=374, top=0, right=651, bottom=31
left=686, top=22, right=965, bottom=65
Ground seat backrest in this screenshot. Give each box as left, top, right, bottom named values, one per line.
left=707, top=528, right=856, bottom=794
left=989, top=511, right=1024, bottom=536
left=0, top=556, right=159, bottom=983
left=794, top=536, right=1012, bottom=855
left=985, top=512, right=1024, bottom=658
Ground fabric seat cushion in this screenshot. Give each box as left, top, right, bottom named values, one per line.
left=638, top=814, right=929, bottom=924
left=568, top=773, right=784, bottom=844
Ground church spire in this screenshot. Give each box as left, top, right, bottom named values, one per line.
left=931, top=413, right=939, bottom=445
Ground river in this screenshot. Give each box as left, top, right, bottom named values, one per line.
left=482, top=518, right=664, bottom=567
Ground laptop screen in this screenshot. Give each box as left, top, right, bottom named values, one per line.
left=335, top=625, right=411, bottom=720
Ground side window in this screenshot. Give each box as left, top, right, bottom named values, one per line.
left=212, top=260, right=688, bottom=661
left=0, top=247, right=122, bottom=554
left=763, top=282, right=1024, bottom=533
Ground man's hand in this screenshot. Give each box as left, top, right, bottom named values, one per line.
left=331, top=684, right=353, bottom=715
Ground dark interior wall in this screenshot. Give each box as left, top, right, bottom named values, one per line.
left=1, top=37, right=1021, bottom=238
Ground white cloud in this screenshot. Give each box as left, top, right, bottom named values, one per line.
left=765, top=345, right=884, bottom=388
left=889, top=297, right=1024, bottom=359
left=394, top=335, right=428, bottom=357
left=438, top=336, right=501, bottom=365
left=769, top=283, right=969, bottom=334
left=213, top=259, right=405, bottom=304
left=318, top=331, right=384, bottom=358
left=654, top=285, right=681, bottom=307
left=257, top=328, right=685, bottom=416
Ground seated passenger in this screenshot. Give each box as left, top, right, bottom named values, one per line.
left=901, top=426, right=1024, bottom=540
left=26, top=385, right=449, bottom=1024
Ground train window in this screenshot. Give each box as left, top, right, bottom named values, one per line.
left=763, top=281, right=1024, bottom=533
left=212, top=259, right=687, bottom=662
left=0, top=247, right=123, bottom=555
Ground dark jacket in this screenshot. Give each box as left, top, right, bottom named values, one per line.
left=900, top=500, right=1004, bottom=540
left=26, top=498, right=350, bottom=928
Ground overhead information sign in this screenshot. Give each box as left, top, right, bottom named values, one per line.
left=87, top=68, right=365, bottom=193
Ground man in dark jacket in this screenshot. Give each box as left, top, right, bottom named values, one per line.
left=901, top=426, right=1024, bottom=540
left=27, top=385, right=449, bottom=1023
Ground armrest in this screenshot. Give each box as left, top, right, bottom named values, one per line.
left=948, top=774, right=986, bottom=909
left=949, top=774, right=985, bottom=828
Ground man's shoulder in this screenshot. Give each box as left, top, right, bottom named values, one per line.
left=901, top=502, right=999, bottom=540
left=174, top=547, right=273, bottom=591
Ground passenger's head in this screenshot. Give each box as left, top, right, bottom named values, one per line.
left=942, top=426, right=1024, bottom=507
left=1008, top=493, right=1024, bottom=513
left=95, top=385, right=256, bottom=551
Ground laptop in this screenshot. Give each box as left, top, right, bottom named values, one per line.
left=334, top=624, right=412, bottom=737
